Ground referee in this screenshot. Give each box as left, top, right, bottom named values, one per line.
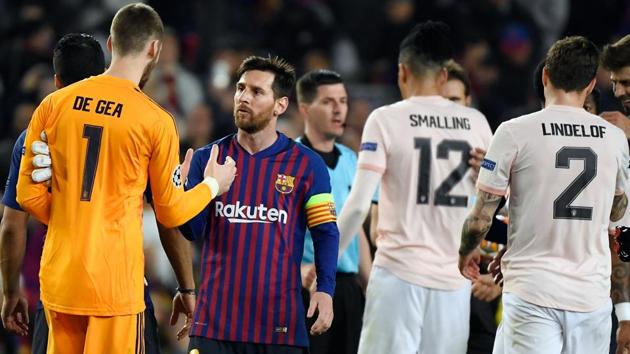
left=296, top=69, right=372, bottom=354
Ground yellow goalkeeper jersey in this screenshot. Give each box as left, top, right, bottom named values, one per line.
left=17, top=74, right=214, bottom=316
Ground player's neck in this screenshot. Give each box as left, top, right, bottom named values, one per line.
left=237, top=124, right=278, bottom=155
left=303, top=129, right=335, bottom=153
left=544, top=91, right=587, bottom=109
left=403, top=80, right=442, bottom=99
left=104, top=57, right=145, bottom=86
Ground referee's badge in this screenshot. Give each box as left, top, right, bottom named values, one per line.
left=275, top=174, right=295, bottom=194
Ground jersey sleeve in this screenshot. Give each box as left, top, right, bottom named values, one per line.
left=305, top=154, right=339, bottom=296
left=476, top=122, right=518, bottom=196
left=2, top=131, right=26, bottom=211
left=148, top=115, right=213, bottom=228
left=615, top=134, right=630, bottom=196
left=357, top=109, right=387, bottom=174
left=178, top=148, right=210, bottom=241
left=16, top=97, right=53, bottom=224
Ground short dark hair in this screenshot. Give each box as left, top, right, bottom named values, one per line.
left=399, top=21, right=453, bottom=77
left=602, top=35, right=630, bottom=72
left=296, top=69, right=344, bottom=104
left=545, top=36, right=599, bottom=93
left=53, top=33, right=105, bottom=86
left=533, top=59, right=545, bottom=104
left=110, top=3, right=164, bottom=56
left=236, top=56, right=296, bottom=98
left=445, top=60, right=471, bottom=97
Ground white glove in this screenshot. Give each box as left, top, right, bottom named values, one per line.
left=31, top=131, right=51, bottom=183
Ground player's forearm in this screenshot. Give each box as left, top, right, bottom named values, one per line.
left=16, top=162, right=51, bottom=224
left=156, top=222, right=195, bottom=289
left=15, top=192, right=50, bottom=224
left=612, top=193, right=628, bottom=222
left=154, top=182, right=213, bottom=228
left=459, top=191, right=502, bottom=256
left=459, top=215, right=492, bottom=256
left=338, top=201, right=370, bottom=256
left=338, top=169, right=381, bottom=255
left=311, top=222, right=339, bottom=296
left=0, top=215, right=28, bottom=296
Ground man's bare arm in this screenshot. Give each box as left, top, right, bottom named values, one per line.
left=156, top=223, right=195, bottom=290
left=459, top=191, right=503, bottom=256
left=0, top=208, right=29, bottom=297
left=611, top=193, right=628, bottom=222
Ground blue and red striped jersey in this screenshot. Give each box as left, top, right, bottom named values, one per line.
left=182, top=132, right=339, bottom=347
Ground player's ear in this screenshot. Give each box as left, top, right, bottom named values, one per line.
left=584, top=77, right=597, bottom=96
left=542, top=66, right=549, bottom=88
left=465, top=95, right=472, bottom=107
left=436, top=67, right=448, bottom=86
left=54, top=74, right=63, bottom=89
left=274, top=97, right=289, bottom=117
left=106, top=36, right=113, bottom=53
left=298, top=102, right=309, bottom=118
left=398, top=63, right=408, bottom=85
left=147, top=40, right=161, bottom=60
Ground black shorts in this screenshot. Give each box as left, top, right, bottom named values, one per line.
left=188, top=337, right=307, bottom=354
left=32, top=307, right=160, bottom=354
left=31, top=308, right=48, bottom=354
left=144, top=306, right=160, bottom=354
left=302, top=273, right=364, bottom=354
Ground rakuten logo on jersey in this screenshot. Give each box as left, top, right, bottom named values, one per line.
left=215, top=201, right=288, bottom=224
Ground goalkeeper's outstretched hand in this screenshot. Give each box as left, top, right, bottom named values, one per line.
left=31, top=131, right=51, bottom=185
left=204, top=145, right=237, bottom=196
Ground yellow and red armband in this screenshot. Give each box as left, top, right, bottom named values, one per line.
left=305, top=193, right=337, bottom=228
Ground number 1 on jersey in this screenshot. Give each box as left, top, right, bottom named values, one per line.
left=81, top=125, right=103, bottom=201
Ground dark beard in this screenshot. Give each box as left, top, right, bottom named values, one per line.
left=139, top=57, right=158, bottom=89
left=621, top=96, right=630, bottom=115
left=233, top=106, right=273, bottom=134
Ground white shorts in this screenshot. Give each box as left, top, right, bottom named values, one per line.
left=493, top=292, right=611, bottom=354
left=358, top=266, right=471, bottom=354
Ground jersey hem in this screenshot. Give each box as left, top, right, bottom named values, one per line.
left=190, top=334, right=308, bottom=348
left=40, top=298, right=145, bottom=316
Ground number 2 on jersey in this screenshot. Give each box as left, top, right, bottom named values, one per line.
left=81, top=124, right=103, bottom=201
left=414, top=138, right=471, bottom=207
left=553, top=147, right=597, bottom=220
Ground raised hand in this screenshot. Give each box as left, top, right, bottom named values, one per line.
left=203, top=145, right=237, bottom=196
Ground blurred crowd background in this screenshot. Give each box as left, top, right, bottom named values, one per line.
left=1, top=0, right=630, bottom=352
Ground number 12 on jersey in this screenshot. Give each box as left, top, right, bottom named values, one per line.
left=414, top=138, right=471, bottom=207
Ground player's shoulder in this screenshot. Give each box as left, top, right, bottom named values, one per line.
left=458, top=104, right=488, bottom=121
left=293, top=140, right=328, bottom=171
left=293, top=138, right=321, bottom=160
left=131, top=87, right=177, bottom=123
left=499, top=110, right=541, bottom=130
